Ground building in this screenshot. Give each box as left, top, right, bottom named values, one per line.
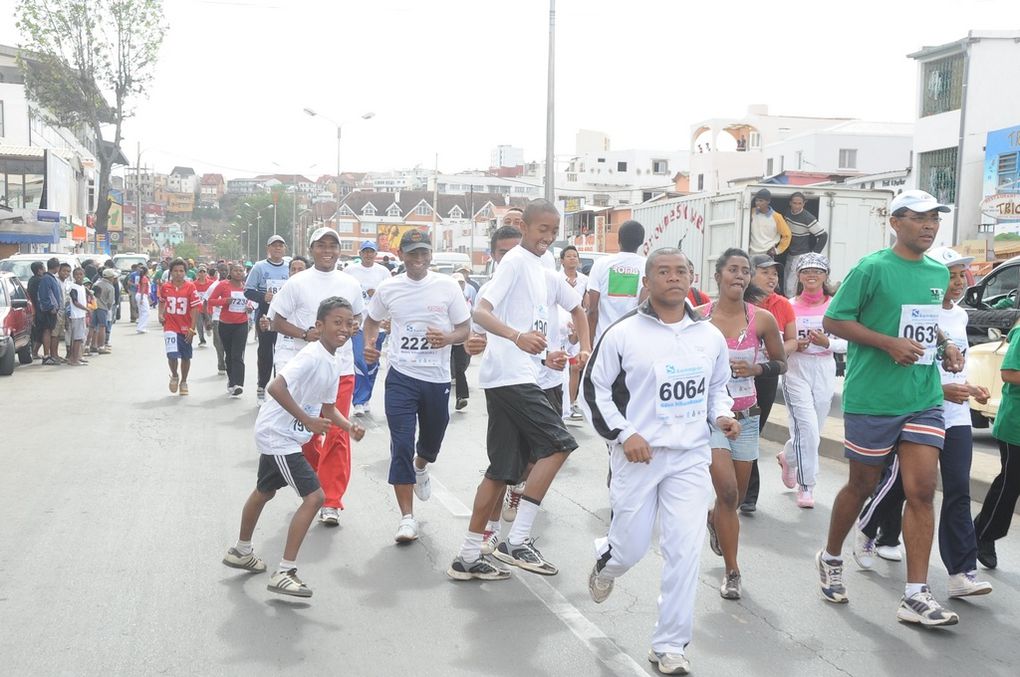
left=123, top=167, right=168, bottom=204
left=199, top=173, right=225, bottom=206
left=689, top=105, right=854, bottom=194
left=254, top=174, right=316, bottom=194
left=489, top=145, right=525, bottom=177
left=907, top=31, right=1020, bottom=244
left=168, top=166, right=197, bottom=194
left=559, top=147, right=688, bottom=206
left=226, top=178, right=267, bottom=196
left=762, top=121, right=914, bottom=179
left=429, top=173, right=542, bottom=199
left=370, top=167, right=430, bottom=192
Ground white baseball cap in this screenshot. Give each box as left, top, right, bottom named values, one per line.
left=308, top=226, right=340, bottom=244
left=890, top=190, right=951, bottom=215
left=927, top=246, right=974, bottom=269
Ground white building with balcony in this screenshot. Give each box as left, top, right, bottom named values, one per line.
left=762, top=121, right=914, bottom=178
left=907, top=31, right=1020, bottom=245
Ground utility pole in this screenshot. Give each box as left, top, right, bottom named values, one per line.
left=469, top=185, right=475, bottom=271
left=544, top=0, right=556, bottom=204
left=136, top=142, right=142, bottom=253
left=432, top=153, right=439, bottom=250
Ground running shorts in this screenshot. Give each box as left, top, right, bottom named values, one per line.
left=843, top=407, right=945, bottom=466
left=484, top=382, right=577, bottom=484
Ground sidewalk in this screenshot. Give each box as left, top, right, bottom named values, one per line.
left=761, top=403, right=1012, bottom=513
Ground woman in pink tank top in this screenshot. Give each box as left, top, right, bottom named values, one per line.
left=696, top=248, right=787, bottom=601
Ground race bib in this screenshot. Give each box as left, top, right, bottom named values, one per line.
left=898, top=304, right=939, bottom=366
left=291, top=403, right=321, bottom=435
left=533, top=304, right=549, bottom=359
left=229, top=291, right=247, bottom=313
left=266, top=279, right=284, bottom=295
left=398, top=323, right=440, bottom=367
left=655, top=360, right=707, bottom=422
left=796, top=316, right=826, bottom=354
left=164, top=331, right=178, bottom=356
left=728, top=347, right=756, bottom=398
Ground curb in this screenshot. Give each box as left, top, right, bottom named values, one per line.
left=760, top=403, right=1015, bottom=514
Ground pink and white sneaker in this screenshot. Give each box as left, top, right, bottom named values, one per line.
left=797, top=486, right=815, bottom=509
left=777, top=451, right=796, bottom=489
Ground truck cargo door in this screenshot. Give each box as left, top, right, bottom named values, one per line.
left=703, top=193, right=741, bottom=295
left=825, top=195, right=891, bottom=283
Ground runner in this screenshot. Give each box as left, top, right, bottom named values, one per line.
left=584, top=248, right=739, bottom=676
left=778, top=253, right=847, bottom=508
left=222, top=296, right=366, bottom=598
left=208, top=263, right=252, bottom=398
left=698, top=248, right=786, bottom=600
left=817, top=189, right=963, bottom=627
left=158, top=258, right=201, bottom=396
left=269, top=227, right=364, bottom=527
left=560, top=245, right=588, bottom=420
left=447, top=199, right=590, bottom=581
left=740, top=254, right=798, bottom=513
left=346, top=240, right=393, bottom=417
left=586, top=220, right=646, bottom=342
left=362, top=230, right=471, bottom=542
left=193, top=266, right=214, bottom=347
left=245, top=235, right=290, bottom=406
left=852, top=246, right=993, bottom=598
left=135, top=264, right=151, bottom=333
left=208, top=263, right=229, bottom=375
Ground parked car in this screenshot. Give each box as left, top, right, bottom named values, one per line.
left=0, top=253, right=82, bottom=285
left=961, top=254, right=1020, bottom=345
left=0, top=272, right=35, bottom=376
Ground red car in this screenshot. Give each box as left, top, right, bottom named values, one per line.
left=0, top=272, right=35, bottom=375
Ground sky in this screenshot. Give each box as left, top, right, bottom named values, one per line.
left=0, top=0, right=1013, bottom=180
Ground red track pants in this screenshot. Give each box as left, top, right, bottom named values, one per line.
left=302, top=374, right=354, bottom=509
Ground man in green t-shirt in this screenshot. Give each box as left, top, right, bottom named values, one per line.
left=816, top=190, right=965, bottom=628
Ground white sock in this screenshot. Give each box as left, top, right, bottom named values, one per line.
left=235, top=540, right=253, bottom=555
left=277, top=558, right=296, bottom=573
left=459, top=532, right=484, bottom=562
left=486, top=520, right=500, bottom=535
left=822, top=550, right=842, bottom=563
left=507, top=498, right=540, bottom=545
left=905, top=582, right=926, bottom=597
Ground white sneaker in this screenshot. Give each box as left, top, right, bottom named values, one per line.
left=648, top=649, right=690, bottom=675
left=853, top=527, right=876, bottom=570
left=947, top=571, right=993, bottom=598
left=414, top=465, right=432, bottom=501
left=876, top=545, right=902, bottom=562
left=481, top=530, right=499, bottom=556
left=319, top=507, right=340, bottom=526
left=256, top=387, right=266, bottom=406
left=395, top=515, right=418, bottom=543
left=896, top=586, right=958, bottom=627
left=352, top=404, right=365, bottom=417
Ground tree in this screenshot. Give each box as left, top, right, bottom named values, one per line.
left=173, top=241, right=200, bottom=262
left=233, top=190, right=297, bottom=252
left=16, top=0, right=167, bottom=234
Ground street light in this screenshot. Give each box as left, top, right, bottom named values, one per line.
left=243, top=202, right=274, bottom=253
left=303, top=108, right=375, bottom=189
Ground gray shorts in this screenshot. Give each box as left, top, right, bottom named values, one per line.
left=843, top=407, right=945, bottom=467
left=69, top=317, right=87, bottom=342
left=256, top=453, right=320, bottom=497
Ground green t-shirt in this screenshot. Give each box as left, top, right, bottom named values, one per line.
left=993, top=326, right=1020, bottom=444
left=825, top=248, right=948, bottom=416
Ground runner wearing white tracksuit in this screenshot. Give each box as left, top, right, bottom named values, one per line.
left=778, top=253, right=847, bottom=508
left=582, top=248, right=738, bottom=674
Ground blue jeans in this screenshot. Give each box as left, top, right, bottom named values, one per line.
left=352, top=328, right=385, bottom=406
left=384, top=368, right=450, bottom=485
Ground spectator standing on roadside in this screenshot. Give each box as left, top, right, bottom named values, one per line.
left=37, top=257, right=63, bottom=365
left=26, top=261, right=45, bottom=360
left=93, top=269, right=117, bottom=355
left=747, top=188, right=791, bottom=260
left=67, top=267, right=90, bottom=366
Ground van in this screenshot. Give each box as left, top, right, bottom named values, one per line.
left=430, top=251, right=472, bottom=276
left=0, top=253, right=82, bottom=285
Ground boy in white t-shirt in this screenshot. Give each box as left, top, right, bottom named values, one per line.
left=222, top=297, right=366, bottom=598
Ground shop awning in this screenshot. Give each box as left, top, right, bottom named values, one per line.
left=0, top=219, right=59, bottom=245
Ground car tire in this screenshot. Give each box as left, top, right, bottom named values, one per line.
left=0, top=347, right=14, bottom=376
left=17, top=344, right=32, bottom=365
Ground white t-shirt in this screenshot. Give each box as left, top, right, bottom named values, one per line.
left=537, top=274, right=582, bottom=390
left=368, top=272, right=471, bottom=383
left=588, top=251, right=645, bottom=339
left=345, top=262, right=392, bottom=301
left=68, top=283, right=88, bottom=320
left=254, top=340, right=342, bottom=455
left=478, top=245, right=567, bottom=389
left=563, top=269, right=589, bottom=297
left=938, top=304, right=971, bottom=429
left=267, top=267, right=364, bottom=375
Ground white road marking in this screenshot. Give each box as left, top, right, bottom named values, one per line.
left=429, top=476, right=472, bottom=517
left=431, top=473, right=647, bottom=676
left=516, top=574, right=649, bottom=677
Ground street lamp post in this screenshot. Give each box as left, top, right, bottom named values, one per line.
left=303, top=108, right=375, bottom=188
left=243, top=202, right=274, bottom=255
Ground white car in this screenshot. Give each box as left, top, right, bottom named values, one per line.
left=0, top=253, right=83, bottom=285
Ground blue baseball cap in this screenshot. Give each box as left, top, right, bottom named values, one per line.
left=360, top=240, right=378, bottom=252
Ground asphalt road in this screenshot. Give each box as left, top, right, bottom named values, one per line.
left=2, top=311, right=1018, bottom=676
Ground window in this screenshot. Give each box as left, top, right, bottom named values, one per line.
left=766, top=158, right=774, bottom=175
left=749, top=132, right=761, bottom=148
left=917, top=147, right=958, bottom=204
left=567, top=173, right=578, bottom=182
left=338, top=204, right=355, bottom=216
left=449, top=205, right=463, bottom=218
left=652, top=159, right=669, bottom=175
left=0, top=157, right=45, bottom=209
left=921, top=54, right=964, bottom=117
left=597, top=157, right=605, bottom=163
left=337, top=219, right=354, bottom=234
left=340, top=240, right=354, bottom=252
left=415, top=202, right=431, bottom=216
left=617, top=161, right=628, bottom=172
left=697, top=174, right=704, bottom=191
left=361, top=204, right=376, bottom=216
left=998, top=152, right=1019, bottom=191
left=386, top=204, right=401, bottom=217
left=838, top=149, right=857, bottom=170
left=983, top=264, right=1020, bottom=301
left=593, top=193, right=610, bottom=207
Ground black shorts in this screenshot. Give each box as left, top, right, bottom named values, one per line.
left=543, top=385, right=563, bottom=412
left=256, top=453, right=321, bottom=497
left=484, top=383, right=577, bottom=484
left=37, top=311, right=57, bottom=332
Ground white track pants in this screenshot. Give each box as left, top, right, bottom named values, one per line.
left=135, top=294, right=149, bottom=332
left=781, top=353, right=835, bottom=488
left=594, top=444, right=711, bottom=654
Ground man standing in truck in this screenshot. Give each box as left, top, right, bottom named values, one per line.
left=748, top=188, right=792, bottom=259
left=783, top=192, right=828, bottom=297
